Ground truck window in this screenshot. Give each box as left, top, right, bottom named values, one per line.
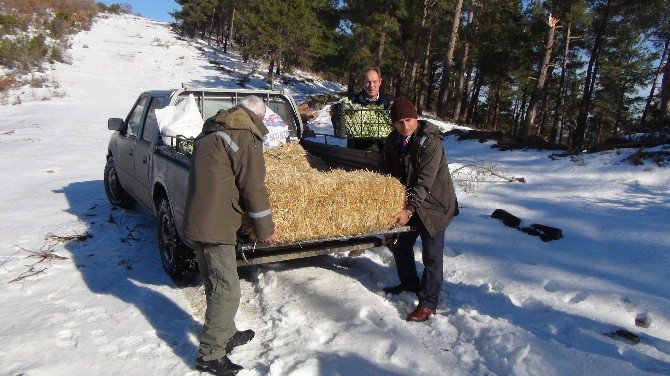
left=127, top=96, right=148, bottom=138
left=178, top=92, right=298, bottom=137
left=203, top=96, right=235, bottom=119
left=267, top=98, right=297, bottom=137
left=142, top=97, right=162, bottom=143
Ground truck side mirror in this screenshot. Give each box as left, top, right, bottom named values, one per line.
left=108, top=118, right=126, bottom=131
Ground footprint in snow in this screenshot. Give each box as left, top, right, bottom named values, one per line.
left=374, top=340, right=398, bottom=363
left=92, top=329, right=109, bottom=346
left=357, top=307, right=388, bottom=330
left=56, top=329, right=78, bottom=350
left=543, top=280, right=560, bottom=293
left=565, top=291, right=589, bottom=304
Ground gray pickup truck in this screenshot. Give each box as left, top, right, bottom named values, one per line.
left=104, top=87, right=407, bottom=278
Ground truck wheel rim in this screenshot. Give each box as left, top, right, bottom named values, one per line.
left=160, top=212, right=175, bottom=265
left=107, top=167, right=119, bottom=198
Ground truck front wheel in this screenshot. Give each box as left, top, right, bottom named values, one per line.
left=157, top=197, right=197, bottom=279
left=104, top=157, right=134, bottom=209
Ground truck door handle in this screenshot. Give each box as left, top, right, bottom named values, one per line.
left=143, top=156, right=147, bottom=164
left=129, top=150, right=133, bottom=156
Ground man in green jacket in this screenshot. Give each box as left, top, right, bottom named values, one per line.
left=380, top=97, right=458, bottom=323
left=184, top=95, right=279, bottom=375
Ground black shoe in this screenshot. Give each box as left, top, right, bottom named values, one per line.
left=195, top=356, right=243, bottom=375
left=382, top=284, right=419, bottom=295
left=225, top=329, right=255, bottom=354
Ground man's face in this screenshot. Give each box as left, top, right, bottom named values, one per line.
left=363, top=70, right=381, bottom=99
left=394, top=118, right=418, bottom=138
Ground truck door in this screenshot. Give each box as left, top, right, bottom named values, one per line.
left=134, top=96, right=164, bottom=209
left=115, top=95, right=149, bottom=194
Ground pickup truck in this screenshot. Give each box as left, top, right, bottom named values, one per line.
left=105, top=86, right=407, bottom=278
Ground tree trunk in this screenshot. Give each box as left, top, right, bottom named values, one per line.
left=425, top=61, right=437, bottom=111
left=520, top=13, right=558, bottom=138
left=550, top=22, right=572, bottom=143
left=436, top=0, right=464, bottom=119
left=595, top=121, right=603, bottom=144
left=512, top=95, right=521, bottom=127
left=268, top=57, right=275, bottom=89
left=613, top=81, right=628, bottom=137
left=417, top=28, right=434, bottom=113
left=483, top=78, right=499, bottom=126
left=491, top=80, right=502, bottom=130
left=466, top=70, right=483, bottom=125
left=224, top=6, right=235, bottom=53
left=347, top=67, right=356, bottom=97
left=573, top=0, right=613, bottom=149
left=395, top=59, right=409, bottom=97
left=453, top=1, right=475, bottom=122
left=459, top=63, right=475, bottom=121
left=641, top=40, right=667, bottom=128
left=659, top=69, right=670, bottom=127
left=537, top=62, right=557, bottom=136
left=515, top=91, right=528, bottom=132
left=375, top=15, right=390, bottom=66
left=409, top=0, right=431, bottom=100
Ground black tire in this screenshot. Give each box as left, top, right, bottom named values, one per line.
left=104, top=157, right=134, bottom=209
left=157, top=197, right=197, bottom=278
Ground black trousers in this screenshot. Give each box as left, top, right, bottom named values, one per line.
left=391, top=215, right=446, bottom=309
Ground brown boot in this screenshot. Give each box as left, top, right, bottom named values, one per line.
left=406, top=305, right=436, bottom=322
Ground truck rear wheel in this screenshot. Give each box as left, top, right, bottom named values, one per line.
left=157, top=197, right=197, bottom=278
left=104, top=157, right=134, bottom=209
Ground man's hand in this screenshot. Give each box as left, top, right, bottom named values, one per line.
left=262, top=228, right=282, bottom=244
left=391, top=209, right=413, bottom=227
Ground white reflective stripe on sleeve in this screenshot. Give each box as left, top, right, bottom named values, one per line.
left=215, top=131, right=239, bottom=152
left=248, top=209, right=272, bottom=219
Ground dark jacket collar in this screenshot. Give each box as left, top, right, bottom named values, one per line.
left=390, top=120, right=443, bottom=144
left=202, top=106, right=269, bottom=138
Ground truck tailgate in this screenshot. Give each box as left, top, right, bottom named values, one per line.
left=300, top=138, right=382, bottom=171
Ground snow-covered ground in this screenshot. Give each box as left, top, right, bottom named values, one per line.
left=1, top=14, right=669, bottom=376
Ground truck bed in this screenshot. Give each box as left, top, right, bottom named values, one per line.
left=300, top=137, right=382, bottom=171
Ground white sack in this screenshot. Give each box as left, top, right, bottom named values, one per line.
left=262, top=106, right=290, bottom=148
left=155, top=94, right=203, bottom=145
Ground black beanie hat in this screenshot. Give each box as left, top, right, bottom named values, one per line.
left=390, top=97, right=418, bottom=124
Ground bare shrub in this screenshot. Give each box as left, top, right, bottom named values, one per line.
left=0, top=72, right=16, bottom=92
left=0, top=38, right=18, bottom=67
left=451, top=163, right=525, bottom=193
left=0, top=0, right=99, bottom=90
left=0, top=13, right=29, bottom=34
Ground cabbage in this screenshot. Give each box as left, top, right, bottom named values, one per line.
left=335, top=98, right=392, bottom=138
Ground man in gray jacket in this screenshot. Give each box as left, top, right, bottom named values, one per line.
left=184, top=96, right=279, bottom=375
left=380, top=97, right=457, bottom=323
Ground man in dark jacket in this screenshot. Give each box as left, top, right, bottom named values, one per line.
left=347, top=68, right=395, bottom=151
left=184, top=95, right=279, bottom=375
left=380, top=97, right=457, bottom=322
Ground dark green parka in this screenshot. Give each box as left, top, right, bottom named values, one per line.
left=184, top=106, right=275, bottom=245
left=380, top=120, right=457, bottom=236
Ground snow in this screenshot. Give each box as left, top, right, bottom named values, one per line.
left=1, top=14, right=670, bottom=376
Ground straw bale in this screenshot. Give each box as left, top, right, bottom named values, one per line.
left=240, top=143, right=406, bottom=243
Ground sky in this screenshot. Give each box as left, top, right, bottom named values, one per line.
left=99, top=0, right=181, bottom=22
